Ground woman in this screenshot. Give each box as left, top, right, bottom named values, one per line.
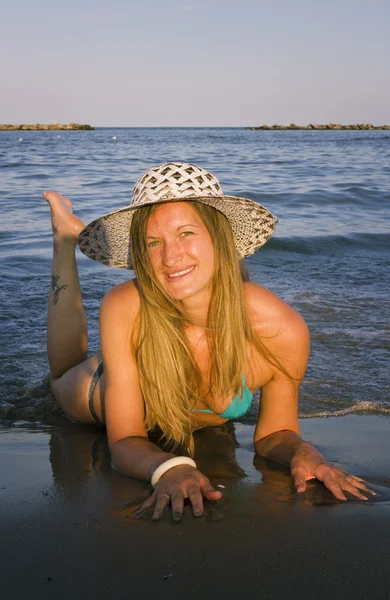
left=44, top=162, right=373, bottom=521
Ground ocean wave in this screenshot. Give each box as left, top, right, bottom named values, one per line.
left=299, top=401, right=390, bottom=418
left=252, top=187, right=390, bottom=208
left=0, top=377, right=61, bottom=422
left=1, top=162, right=27, bottom=169
left=263, top=232, right=390, bottom=254
left=311, top=328, right=389, bottom=343
left=337, top=134, right=390, bottom=143
left=13, top=172, right=51, bottom=180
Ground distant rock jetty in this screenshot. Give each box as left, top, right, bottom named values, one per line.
left=0, top=123, right=94, bottom=131
left=247, top=123, right=390, bottom=131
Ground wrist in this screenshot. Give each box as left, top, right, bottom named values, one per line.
left=150, top=456, right=197, bottom=488
left=291, top=440, right=324, bottom=464
left=256, top=429, right=302, bottom=463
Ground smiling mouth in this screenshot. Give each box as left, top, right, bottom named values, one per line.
left=166, top=266, right=195, bottom=280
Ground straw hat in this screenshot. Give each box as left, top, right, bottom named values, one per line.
left=78, top=162, right=278, bottom=269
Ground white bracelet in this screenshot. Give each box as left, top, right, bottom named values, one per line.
left=151, top=456, right=197, bottom=488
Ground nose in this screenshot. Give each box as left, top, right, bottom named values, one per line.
left=162, top=239, right=184, bottom=267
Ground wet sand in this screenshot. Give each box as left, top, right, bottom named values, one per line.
left=1, top=415, right=389, bottom=599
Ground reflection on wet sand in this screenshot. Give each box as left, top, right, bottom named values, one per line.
left=48, top=420, right=383, bottom=523
left=49, top=421, right=251, bottom=519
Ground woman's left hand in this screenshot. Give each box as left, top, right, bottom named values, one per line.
left=290, top=445, right=375, bottom=501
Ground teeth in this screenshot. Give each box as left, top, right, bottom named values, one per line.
left=168, top=267, right=194, bottom=278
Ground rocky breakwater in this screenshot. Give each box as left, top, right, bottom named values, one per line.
left=246, top=123, right=390, bottom=130
left=0, top=123, right=94, bottom=131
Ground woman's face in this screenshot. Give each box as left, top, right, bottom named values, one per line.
left=146, top=202, right=215, bottom=304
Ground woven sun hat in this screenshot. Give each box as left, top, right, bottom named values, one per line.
left=78, top=162, right=278, bottom=269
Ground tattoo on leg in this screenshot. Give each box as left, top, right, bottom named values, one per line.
left=51, top=275, right=68, bottom=305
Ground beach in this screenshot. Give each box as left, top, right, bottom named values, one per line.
left=1, top=415, right=389, bottom=599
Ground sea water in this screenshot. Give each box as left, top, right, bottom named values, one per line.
left=0, top=127, right=389, bottom=423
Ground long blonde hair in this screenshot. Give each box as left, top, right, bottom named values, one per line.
left=130, top=201, right=289, bottom=454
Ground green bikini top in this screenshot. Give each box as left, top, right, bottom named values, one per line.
left=193, top=379, right=253, bottom=420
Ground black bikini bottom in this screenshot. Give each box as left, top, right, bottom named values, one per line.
left=88, top=362, right=104, bottom=426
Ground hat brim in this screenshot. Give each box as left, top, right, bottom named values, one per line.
left=78, top=195, right=277, bottom=270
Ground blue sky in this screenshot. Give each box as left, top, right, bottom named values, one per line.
left=2, top=0, right=389, bottom=126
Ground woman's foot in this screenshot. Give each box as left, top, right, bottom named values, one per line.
left=43, top=191, right=85, bottom=244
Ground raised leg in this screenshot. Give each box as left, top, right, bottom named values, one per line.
left=44, top=191, right=105, bottom=424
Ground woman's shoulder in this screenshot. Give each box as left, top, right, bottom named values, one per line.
left=244, top=281, right=301, bottom=319
left=100, top=278, right=140, bottom=322
left=244, top=281, right=309, bottom=351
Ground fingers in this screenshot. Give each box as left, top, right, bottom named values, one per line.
left=319, top=472, right=348, bottom=501
left=136, top=493, right=169, bottom=520
left=156, top=486, right=213, bottom=520
left=135, top=494, right=157, bottom=517
left=348, top=475, right=365, bottom=482
left=291, top=466, right=308, bottom=493
left=137, top=489, right=204, bottom=522
left=187, top=486, right=204, bottom=517
left=203, top=488, right=223, bottom=501
left=339, top=473, right=376, bottom=499
left=330, top=469, right=376, bottom=500
left=343, top=474, right=376, bottom=496
left=200, top=479, right=223, bottom=502
left=171, top=493, right=185, bottom=521
left=152, top=494, right=171, bottom=521
left=316, top=466, right=374, bottom=502
left=340, top=480, right=368, bottom=501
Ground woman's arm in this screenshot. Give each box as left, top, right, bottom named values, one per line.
left=100, top=281, right=221, bottom=519
left=248, top=285, right=373, bottom=501
left=100, top=281, right=164, bottom=476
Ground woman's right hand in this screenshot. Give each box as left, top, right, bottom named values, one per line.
left=136, top=465, right=222, bottom=521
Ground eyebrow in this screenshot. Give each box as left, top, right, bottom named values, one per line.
left=178, top=223, right=202, bottom=230
left=147, top=223, right=202, bottom=239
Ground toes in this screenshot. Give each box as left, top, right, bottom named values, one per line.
left=43, top=191, right=73, bottom=213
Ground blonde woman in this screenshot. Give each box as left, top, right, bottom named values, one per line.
left=44, top=162, right=373, bottom=521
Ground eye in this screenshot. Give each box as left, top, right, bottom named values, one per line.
left=180, top=230, right=194, bottom=237
left=147, top=240, right=161, bottom=248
